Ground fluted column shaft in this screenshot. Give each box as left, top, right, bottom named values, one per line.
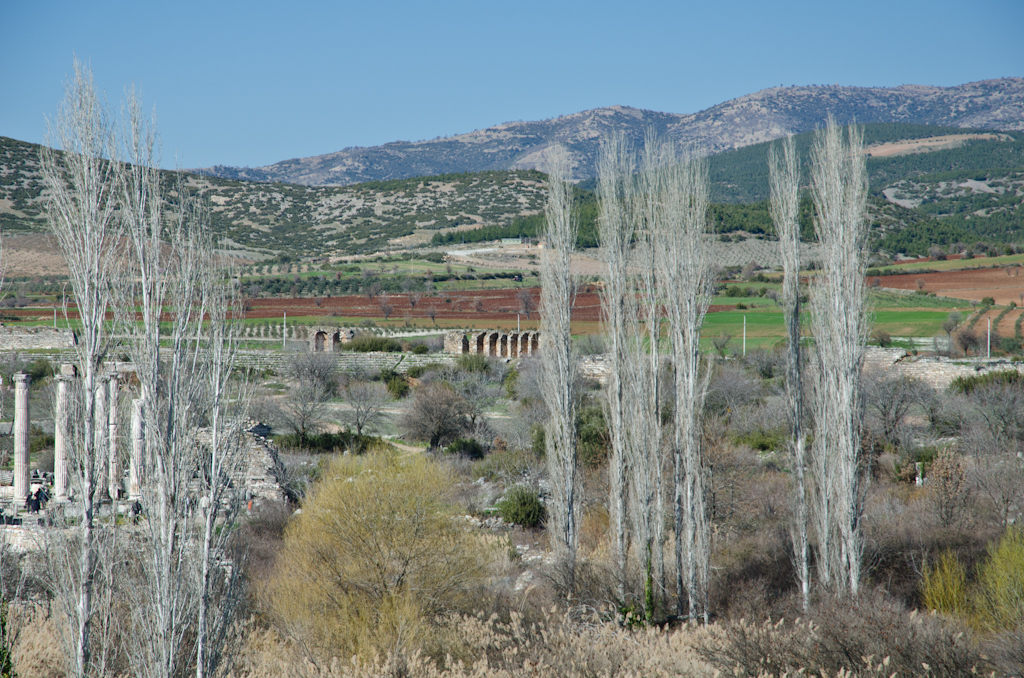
left=13, top=373, right=31, bottom=506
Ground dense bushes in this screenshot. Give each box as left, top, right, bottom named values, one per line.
left=444, top=437, right=485, bottom=459
left=347, top=335, right=403, bottom=352
left=497, top=486, right=546, bottom=528
left=923, top=527, right=1024, bottom=633
left=266, top=452, right=490, bottom=661
left=700, top=592, right=988, bottom=677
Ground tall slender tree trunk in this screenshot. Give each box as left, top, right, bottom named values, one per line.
left=769, top=135, right=811, bottom=610
left=655, top=143, right=714, bottom=622
left=597, top=134, right=634, bottom=601
left=541, top=148, right=579, bottom=590
left=40, top=59, right=120, bottom=678
left=809, top=116, right=870, bottom=597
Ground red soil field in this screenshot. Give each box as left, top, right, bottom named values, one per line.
left=878, top=267, right=1024, bottom=305
left=246, top=289, right=737, bottom=326
left=3, top=289, right=737, bottom=328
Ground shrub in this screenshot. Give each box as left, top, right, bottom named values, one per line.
left=872, top=329, right=892, bottom=347
left=385, top=376, right=410, bottom=399
left=266, top=452, right=489, bottom=661
left=25, top=358, right=53, bottom=382
left=981, top=297, right=996, bottom=306
left=456, top=353, right=489, bottom=373
left=497, top=486, right=546, bottom=528
left=922, top=550, right=969, bottom=617
left=411, top=343, right=429, bottom=354
left=348, top=335, right=403, bottom=352
left=406, top=363, right=443, bottom=379
left=724, top=285, right=744, bottom=297
left=444, top=437, right=485, bottom=459
left=974, top=526, right=1024, bottom=631
left=273, top=430, right=367, bottom=454
left=700, top=592, right=987, bottom=677
left=950, top=370, right=1024, bottom=395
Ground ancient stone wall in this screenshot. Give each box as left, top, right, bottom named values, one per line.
left=0, top=326, right=76, bottom=350
left=863, top=346, right=1024, bottom=390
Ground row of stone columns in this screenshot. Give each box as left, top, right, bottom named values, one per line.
left=11, top=365, right=144, bottom=507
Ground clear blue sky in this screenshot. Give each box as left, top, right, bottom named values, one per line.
left=2, top=0, right=1021, bottom=170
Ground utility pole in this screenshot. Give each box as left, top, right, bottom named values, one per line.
left=283, top=311, right=287, bottom=351
left=988, top=316, right=991, bottom=359
left=743, top=315, right=747, bottom=357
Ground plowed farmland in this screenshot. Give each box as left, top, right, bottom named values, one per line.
left=879, top=267, right=1024, bottom=305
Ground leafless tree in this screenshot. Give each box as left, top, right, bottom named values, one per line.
left=378, top=294, right=394, bottom=321
left=769, top=134, right=810, bottom=609
left=540, top=147, right=580, bottom=588
left=928, top=448, right=972, bottom=529
left=341, top=381, right=388, bottom=436
left=862, top=372, right=927, bottom=449
left=287, top=349, right=338, bottom=397
left=408, top=292, right=422, bottom=310
left=942, top=311, right=962, bottom=356
left=517, top=287, right=535, bottom=319
left=808, top=115, right=870, bottom=596
left=400, top=382, right=470, bottom=450
left=955, top=327, right=980, bottom=356
left=115, top=88, right=249, bottom=678
left=629, top=133, right=674, bottom=619
left=426, top=305, right=438, bottom=325
left=39, top=58, right=121, bottom=678
left=596, top=132, right=635, bottom=600
left=656, top=141, right=714, bottom=621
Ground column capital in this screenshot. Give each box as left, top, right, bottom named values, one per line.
left=60, top=363, right=77, bottom=377
left=13, top=372, right=30, bottom=385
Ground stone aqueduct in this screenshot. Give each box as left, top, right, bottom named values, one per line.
left=307, top=326, right=540, bottom=359
left=443, top=330, right=540, bottom=358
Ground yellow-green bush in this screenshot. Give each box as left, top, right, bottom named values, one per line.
left=974, top=526, right=1024, bottom=631
left=921, top=550, right=968, bottom=617
left=266, top=450, right=491, bottom=662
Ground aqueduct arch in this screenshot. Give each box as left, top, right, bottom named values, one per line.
left=444, top=330, right=541, bottom=357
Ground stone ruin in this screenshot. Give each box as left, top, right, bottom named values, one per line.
left=0, top=325, right=76, bottom=351
left=309, top=326, right=356, bottom=352
left=0, top=364, right=286, bottom=513
left=444, top=330, right=540, bottom=358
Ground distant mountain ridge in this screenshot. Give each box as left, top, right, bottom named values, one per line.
left=196, top=78, right=1024, bottom=186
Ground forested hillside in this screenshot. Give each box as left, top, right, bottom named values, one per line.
left=5, top=122, right=1023, bottom=259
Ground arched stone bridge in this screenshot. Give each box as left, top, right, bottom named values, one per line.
left=444, top=330, right=540, bottom=358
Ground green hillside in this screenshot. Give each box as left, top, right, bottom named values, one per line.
left=707, top=122, right=1022, bottom=203
left=4, top=124, right=1023, bottom=260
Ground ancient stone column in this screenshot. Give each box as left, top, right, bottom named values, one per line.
left=108, top=372, right=120, bottom=501
left=13, top=373, right=30, bottom=507
left=94, top=376, right=108, bottom=499
left=130, top=398, right=143, bottom=500
left=53, top=366, right=73, bottom=499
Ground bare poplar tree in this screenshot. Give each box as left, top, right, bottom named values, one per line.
left=118, top=173, right=212, bottom=678
left=39, top=58, right=121, bottom=678
left=768, top=135, right=810, bottom=610
left=629, top=134, right=672, bottom=621
left=540, top=147, right=580, bottom=588
left=596, top=133, right=635, bottom=600
left=195, top=244, right=249, bottom=678
left=657, top=147, right=714, bottom=622
left=809, top=115, right=870, bottom=596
